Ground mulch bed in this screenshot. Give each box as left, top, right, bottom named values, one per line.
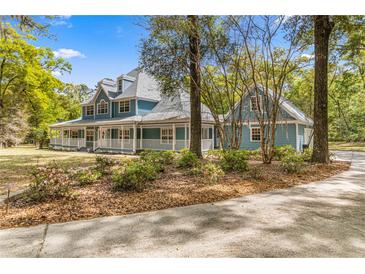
left=0, top=160, right=350, bottom=229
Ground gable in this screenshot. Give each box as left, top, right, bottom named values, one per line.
left=231, top=90, right=295, bottom=122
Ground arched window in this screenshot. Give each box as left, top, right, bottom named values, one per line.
left=97, top=99, right=108, bottom=114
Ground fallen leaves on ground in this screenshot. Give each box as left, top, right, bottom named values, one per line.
left=0, top=161, right=350, bottom=229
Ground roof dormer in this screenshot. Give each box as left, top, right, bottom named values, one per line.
left=98, top=78, right=115, bottom=87
left=117, top=74, right=136, bottom=93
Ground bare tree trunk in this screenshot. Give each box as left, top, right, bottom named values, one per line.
left=312, top=16, right=334, bottom=163
left=188, top=15, right=202, bottom=157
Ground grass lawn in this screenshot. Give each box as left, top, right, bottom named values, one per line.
left=329, top=142, right=365, bottom=153
left=0, top=145, right=132, bottom=195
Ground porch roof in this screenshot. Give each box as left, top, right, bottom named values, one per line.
left=50, top=116, right=143, bottom=128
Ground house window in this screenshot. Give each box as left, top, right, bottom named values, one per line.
left=71, top=130, right=78, bottom=139
left=118, top=79, right=122, bottom=91
left=97, top=99, right=108, bottom=114
left=250, top=96, right=261, bottom=112
left=86, top=130, right=94, bottom=141
left=86, top=105, right=94, bottom=116
left=161, top=128, right=173, bottom=144
left=202, top=127, right=209, bottom=139
left=251, top=127, right=261, bottom=142
left=119, top=129, right=130, bottom=142
left=119, top=100, right=130, bottom=113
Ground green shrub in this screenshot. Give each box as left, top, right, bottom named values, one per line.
left=280, top=152, right=305, bottom=173
left=219, top=150, right=248, bottom=172
left=178, top=148, right=199, bottom=168
left=273, top=145, right=296, bottom=161
left=202, top=162, right=225, bottom=184
left=112, top=161, right=157, bottom=191
left=73, top=168, right=102, bottom=186
left=206, top=149, right=224, bottom=160
left=140, top=150, right=175, bottom=172
left=95, top=155, right=115, bottom=175
left=246, top=149, right=262, bottom=161
left=26, top=164, right=72, bottom=202
left=302, top=148, right=313, bottom=162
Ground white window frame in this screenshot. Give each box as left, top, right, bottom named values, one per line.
left=119, top=129, right=131, bottom=144
left=71, top=130, right=78, bottom=139
left=86, top=129, right=94, bottom=142
left=250, top=127, right=261, bottom=142
left=160, top=127, right=173, bottom=144
left=85, top=105, right=94, bottom=116
left=118, top=100, right=130, bottom=113
left=97, top=99, right=109, bottom=115
left=202, top=127, right=210, bottom=139
left=118, top=79, right=123, bottom=92
left=250, top=95, right=262, bottom=112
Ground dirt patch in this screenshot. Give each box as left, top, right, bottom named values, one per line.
left=0, top=161, right=350, bottom=229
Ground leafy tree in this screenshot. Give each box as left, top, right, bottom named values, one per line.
left=140, top=16, right=208, bottom=157
left=0, top=18, right=72, bottom=148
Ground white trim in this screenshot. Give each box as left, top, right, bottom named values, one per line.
left=250, top=95, right=262, bottom=112
left=160, top=127, right=173, bottom=145
left=85, top=105, right=94, bottom=116
left=97, top=99, right=109, bottom=115
left=140, top=125, right=143, bottom=148
left=250, top=127, right=261, bottom=142
left=172, top=123, right=176, bottom=151
left=118, top=100, right=131, bottom=113
left=132, top=124, right=137, bottom=152
left=296, top=123, right=300, bottom=151
left=135, top=98, right=138, bottom=115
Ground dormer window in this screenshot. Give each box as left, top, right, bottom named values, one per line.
left=118, top=79, right=122, bottom=91
left=119, top=100, right=130, bottom=113
left=250, top=95, right=262, bottom=112
left=97, top=99, right=108, bottom=114
left=86, top=105, right=94, bottom=116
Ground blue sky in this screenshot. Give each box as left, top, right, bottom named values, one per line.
left=35, top=16, right=148, bottom=88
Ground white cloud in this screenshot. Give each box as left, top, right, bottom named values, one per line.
left=50, top=16, right=73, bottom=28
left=53, top=48, right=86, bottom=59
left=52, top=71, right=62, bottom=77
left=301, top=53, right=315, bottom=59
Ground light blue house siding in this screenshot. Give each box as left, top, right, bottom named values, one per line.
left=138, top=100, right=158, bottom=116
left=238, top=124, right=297, bottom=150
left=232, top=92, right=295, bottom=122
left=94, top=89, right=111, bottom=120
left=82, top=106, right=94, bottom=120
left=112, top=99, right=136, bottom=118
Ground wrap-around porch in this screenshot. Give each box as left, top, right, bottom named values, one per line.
left=50, top=122, right=214, bottom=153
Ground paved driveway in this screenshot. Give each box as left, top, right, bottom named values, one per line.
left=1, top=151, right=364, bottom=257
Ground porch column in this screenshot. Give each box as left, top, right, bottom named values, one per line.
left=121, top=125, right=124, bottom=150
left=211, top=124, right=214, bottom=150
left=188, top=122, right=191, bottom=147
left=140, top=125, right=143, bottom=149
left=133, top=123, right=137, bottom=153
left=61, top=128, right=64, bottom=146
left=172, top=123, right=176, bottom=151
left=184, top=123, right=188, bottom=148
left=84, top=127, right=86, bottom=148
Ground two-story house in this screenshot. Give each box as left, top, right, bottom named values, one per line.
left=49, top=68, right=313, bottom=153
left=49, top=68, right=216, bottom=153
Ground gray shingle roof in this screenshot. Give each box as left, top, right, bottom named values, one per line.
left=142, top=92, right=214, bottom=122
left=113, top=69, right=161, bottom=101
left=50, top=116, right=143, bottom=127
left=81, top=68, right=161, bottom=105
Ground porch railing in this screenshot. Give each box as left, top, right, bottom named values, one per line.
left=97, top=138, right=213, bottom=151
left=51, top=138, right=85, bottom=148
